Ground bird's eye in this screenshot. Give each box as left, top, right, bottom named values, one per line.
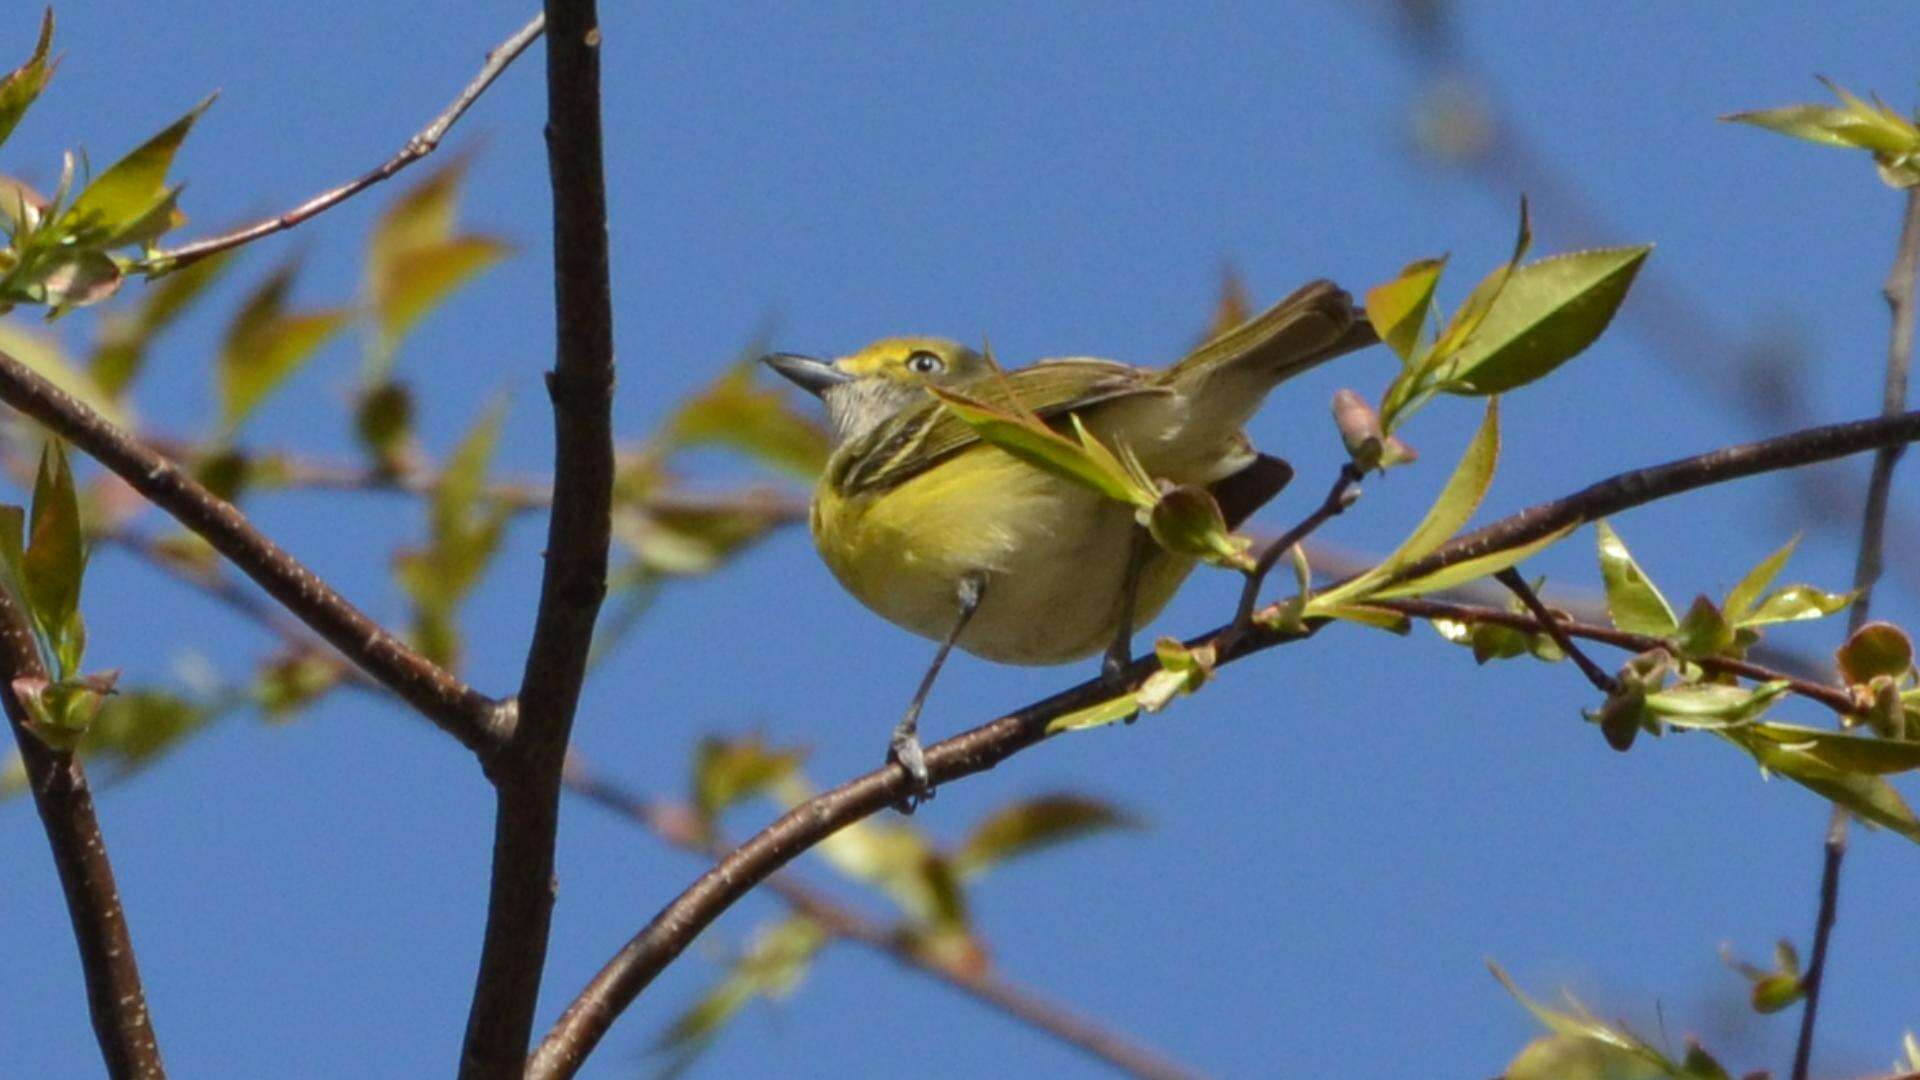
left=905, top=351, right=945, bottom=375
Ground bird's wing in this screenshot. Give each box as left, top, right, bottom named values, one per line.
left=831, top=359, right=1165, bottom=495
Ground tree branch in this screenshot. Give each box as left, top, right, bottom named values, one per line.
left=562, top=755, right=1201, bottom=1080
left=528, top=404, right=1920, bottom=1078
left=1377, top=597, right=1853, bottom=718
left=0, top=586, right=165, bottom=1078
left=1791, top=183, right=1920, bottom=1080
left=0, top=348, right=505, bottom=753
left=458, top=1, right=617, bottom=1074
left=141, top=12, right=547, bottom=273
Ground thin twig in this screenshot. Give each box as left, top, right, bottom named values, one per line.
left=0, top=347, right=506, bottom=753
left=0, top=586, right=165, bottom=1078
left=458, top=2, right=616, bottom=1076
left=1493, top=568, right=1619, bottom=694
left=142, top=13, right=547, bottom=273
left=1234, top=463, right=1363, bottom=626
left=1791, top=184, right=1920, bottom=1080
left=1379, top=597, right=1853, bottom=718
left=562, top=755, right=1202, bottom=1080
left=528, top=406, right=1920, bottom=1079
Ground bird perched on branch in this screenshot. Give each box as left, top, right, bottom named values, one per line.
left=764, top=280, right=1376, bottom=807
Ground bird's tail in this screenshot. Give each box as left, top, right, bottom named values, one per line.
left=1157, top=279, right=1376, bottom=394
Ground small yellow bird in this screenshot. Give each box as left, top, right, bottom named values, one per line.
left=764, top=280, right=1374, bottom=804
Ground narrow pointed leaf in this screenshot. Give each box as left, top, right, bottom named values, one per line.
left=64, top=96, right=212, bottom=244
left=0, top=10, right=56, bottom=151
left=929, top=386, right=1145, bottom=505
left=1723, top=535, right=1799, bottom=624
left=218, top=263, right=350, bottom=431
left=23, top=440, right=83, bottom=645
left=955, top=794, right=1139, bottom=878
left=1315, top=398, right=1499, bottom=607
left=1371, top=522, right=1577, bottom=599
left=1742, top=583, right=1855, bottom=627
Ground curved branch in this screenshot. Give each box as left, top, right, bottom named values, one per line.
left=530, top=405, right=1920, bottom=1078
left=563, top=756, right=1200, bottom=1080
left=0, top=347, right=505, bottom=754
left=142, top=12, right=546, bottom=273
left=0, top=587, right=165, bottom=1078
left=458, top=1, right=617, bottom=1075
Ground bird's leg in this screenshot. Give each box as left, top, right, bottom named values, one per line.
left=890, top=571, right=987, bottom=813
left=1101, top=524, right=1152, bottom=689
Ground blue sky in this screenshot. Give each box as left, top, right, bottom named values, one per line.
left=3, top=3, right=1918, bottom=1077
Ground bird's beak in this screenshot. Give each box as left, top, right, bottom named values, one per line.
left=760, top=352, right=852, bottom=399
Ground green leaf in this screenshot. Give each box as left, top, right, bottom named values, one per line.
left=24, top=440, right=84, bottom=662
left=1722, top=535, right=1798, bottom=624
left=363, top=158, right=507, bottom=375
left=354, top=379, right=415, bottom=470
left=1145, top=483, right=1252, bottom=570
left=1595, top=520, right=1676, bottom=635
left=954, top=794, right=1139, bottom=878
left=1135, top=637, right=1220, bottom=711
left=92, top=248, right=234, bottom=397
left=1740, top=583, right=1856, bottom=627
left=614, top=498, right=789, bottom=579
left=666, top=361, right=832, bottom=479
left=63, top=96, right=212, bottom=247
left=1045, top=692, right=1144, bottom=734
left=373, top=236, right=510, bottom=358
left=691, top=735, right=805, bottom=821
left=1836, top=621, right=1914, bottom=685
left=1446, top=246, right=1650, bottom=395
left=394, top=402, right=511, bottom=667
left=1364, top=255, right=1446, bottom=365
left=926, top=386, right=1146, bottom=506
left=1429, top=199, right=1534, bottom=366
left=0, top=9, right=55, bottom=152
left=218, top=262, right=351, bottom=433
left=75, top=689, right=211, bottom=781
left=1726, top=104, right=1858, bottom=147
left=1721, top=726, right=1920, bottom=842
left=1672, top=595, right=1734, bottom=658
left=1645, top=679, right=1790, bottom=727
left=650, top=914, right=826, bottom=1077
left=1371, top=522, right=1578, bottom=600
left=1314, top=398, right=1499, bottom=609
left=1490, top=961, right=1681, bottom=1076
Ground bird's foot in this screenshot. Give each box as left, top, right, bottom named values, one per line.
left=888, top=729, right=934, bottom=814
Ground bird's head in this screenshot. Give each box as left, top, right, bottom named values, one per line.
left=762, top=337, right=987, bottom=447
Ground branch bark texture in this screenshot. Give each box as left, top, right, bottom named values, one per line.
left=458, top=1, right=617, bottom=1075
left=0, top=588, right=164, bottom=1078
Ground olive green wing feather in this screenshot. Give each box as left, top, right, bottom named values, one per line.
left=832, top=359, right=1162, bottom=495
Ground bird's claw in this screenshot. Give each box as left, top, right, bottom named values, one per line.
left=888, top=731, right=934, bottom=814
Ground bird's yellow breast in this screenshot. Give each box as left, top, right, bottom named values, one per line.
left=812, top=399, right=1240, bottom=665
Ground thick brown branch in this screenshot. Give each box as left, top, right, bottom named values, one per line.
left=562, top=756, right=1201, bottom=1080
left=530, top=405, right=1920, bottom=1077
left=0, top=349, right=504, bottom=753
left=142, top=13, right=546, bottom=272
left=1792, top=184, right=1920, bottom=1080
left=458, top=1, right=617, bottom=1075
left=0, top=588, right=165, bottom=1078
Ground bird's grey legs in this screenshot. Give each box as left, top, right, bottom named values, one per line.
left=890, top=571, right=987, bottom=813
left=1101, top=525, right=1152, bottom=688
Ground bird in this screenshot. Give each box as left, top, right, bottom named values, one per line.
left=763, top=280, right=1375, bottom=807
